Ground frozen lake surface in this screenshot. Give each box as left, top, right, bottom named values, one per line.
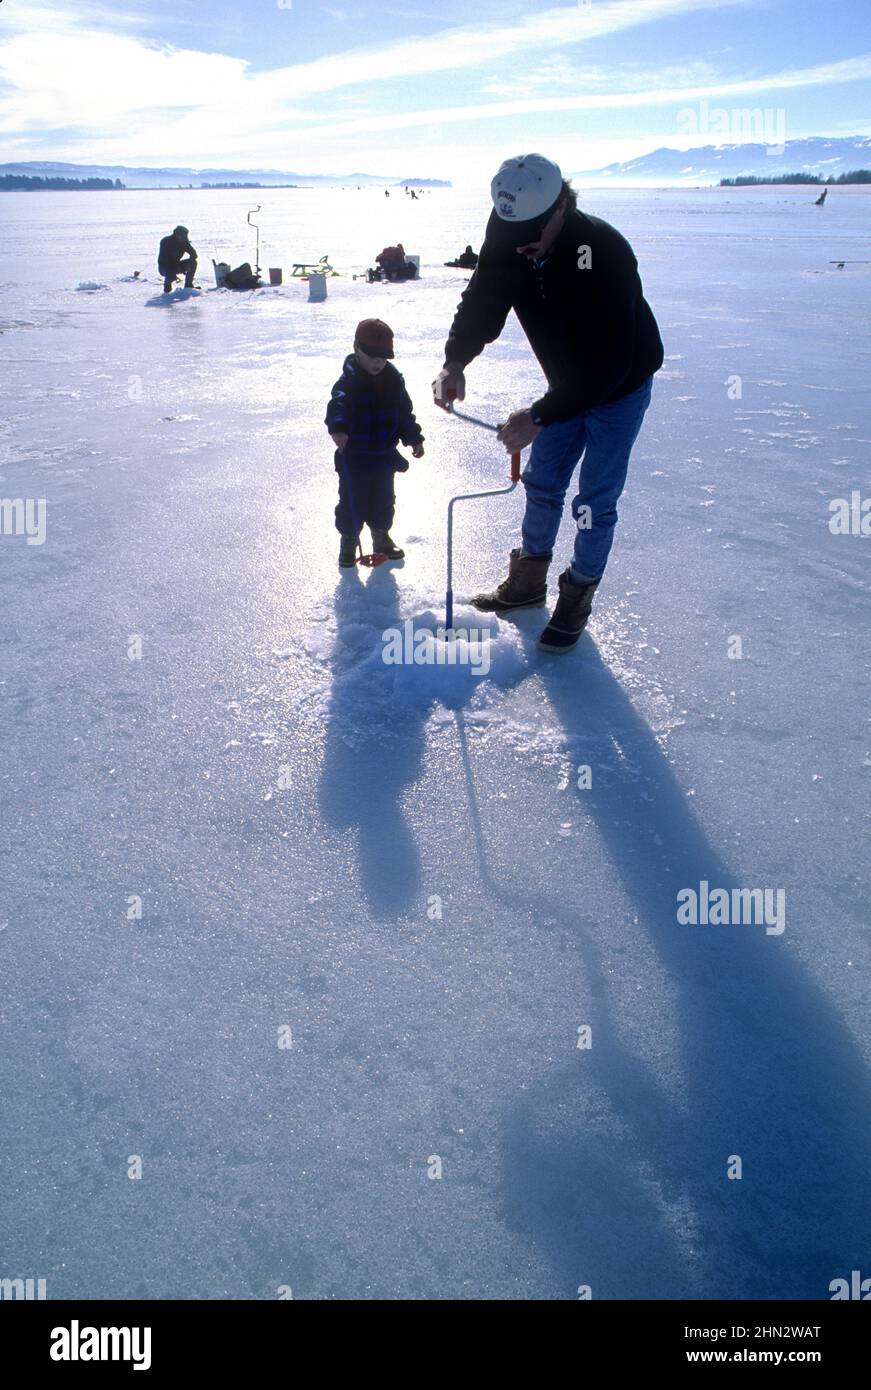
left=1, top=185, right=869, bottom=1299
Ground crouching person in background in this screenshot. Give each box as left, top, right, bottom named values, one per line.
left=158, top=225, right=198, bottom=293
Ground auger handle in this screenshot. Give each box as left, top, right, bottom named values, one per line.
left=439, top=383, right=522, bottom=478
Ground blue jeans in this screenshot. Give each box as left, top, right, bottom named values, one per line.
left=521, top=376, right=653, bottom=580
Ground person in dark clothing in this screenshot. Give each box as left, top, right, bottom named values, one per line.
left=326, top=318, right=425, bottom=566
left=445, top=244, right=479, bottom=269
left=433, top=153, right=664, bottom=652
left=375, top=243, right=417, bottom=281
left=158, top=225, right=198, bottom=293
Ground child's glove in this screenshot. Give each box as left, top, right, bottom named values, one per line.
left=330, top=431, right=349, bottom=451
left=412, top=442, right=425, bottom=458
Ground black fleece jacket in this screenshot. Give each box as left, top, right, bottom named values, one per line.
left=443, top=207, right=664, bottom=425
left=158, top=233, right=197, bottom=276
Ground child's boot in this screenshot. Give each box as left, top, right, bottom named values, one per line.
left=371, top=529, right=405, bottom=560
left=339, top=534, right=359, bottom=568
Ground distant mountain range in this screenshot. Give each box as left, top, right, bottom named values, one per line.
left=5, top=139, right=870, bottom=189
left=0, top=161, right=450, bottom=189
left=574, top=136, right=871, bottom=184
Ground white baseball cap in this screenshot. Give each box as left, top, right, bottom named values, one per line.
left=490, top=153, right=563, bottom=227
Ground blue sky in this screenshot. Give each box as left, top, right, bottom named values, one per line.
left=0, top=0, right=868, bottom=177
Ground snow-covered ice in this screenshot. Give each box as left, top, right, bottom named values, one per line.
left=1, top=186, right=869, bottom=1299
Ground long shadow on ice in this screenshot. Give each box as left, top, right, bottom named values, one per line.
left=454, top=705, right=691, bottom=1298
left=485, top=638, right=871, bottom=1299
left=318, top=567, right=426, bottom=917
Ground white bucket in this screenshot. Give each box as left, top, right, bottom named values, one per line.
left=407, top=255, right=420, bottom=278
left=213, top=260, right=230, bottom=287
left=308, top=271, right=327, bottom=302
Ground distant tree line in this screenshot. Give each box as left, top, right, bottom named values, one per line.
left=720, top=170, right=871, bottom=186
left=199, top=181, right=300, bottom=189
left=0, top=174, right=125, bottom=191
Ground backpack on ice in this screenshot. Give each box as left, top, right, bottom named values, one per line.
left=213, top=259, right=261, bottom=290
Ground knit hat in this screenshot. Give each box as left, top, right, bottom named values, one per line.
left=354, top=318, right=394, bottom=358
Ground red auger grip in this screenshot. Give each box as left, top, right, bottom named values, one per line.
left=510, top=452, right=521, bottom=482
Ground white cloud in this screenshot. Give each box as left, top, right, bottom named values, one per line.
left=480, top=56, right=725, bottom=98
left=0, top=0, right=867, bottom=173
left=0, top=0, right=749, bottom=143
left=0, top=27, right=326, bottom=155
left=262, top=54, right=871, bottom=142
left=257, top=0, right=745, bottom=100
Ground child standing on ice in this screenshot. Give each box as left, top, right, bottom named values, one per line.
left=326, top=318, right=425, bottom=567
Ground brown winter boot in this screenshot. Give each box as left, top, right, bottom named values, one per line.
left=370, top=529, right=405, bottom=560
left=339, top=535, right=359, bottom=568
left=471, top=548, right=551, bottom=613
left=537, top=569, right=600, bottom=653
